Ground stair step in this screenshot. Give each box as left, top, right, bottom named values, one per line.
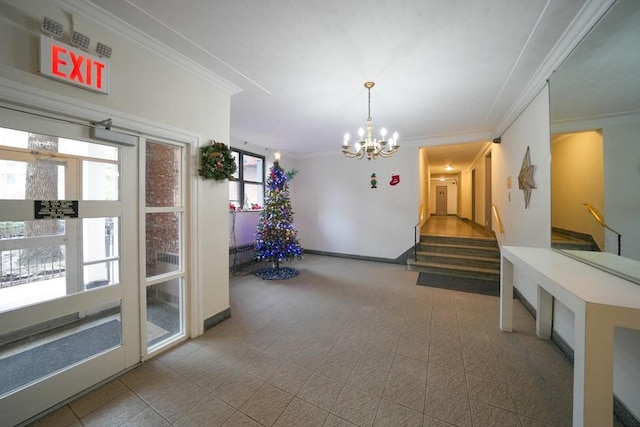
left=420, top=234, right=498, bottom=247
left=407, top=259, right=500, bottom=281
left=419, top=243, right=500, bottom=258
left=415, top=251, right=500, bottom=269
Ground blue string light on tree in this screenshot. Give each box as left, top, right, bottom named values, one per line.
left=254, top=154, right=303, bottom=280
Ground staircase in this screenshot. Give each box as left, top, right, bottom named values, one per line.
left=407, top=234, right=500, bottom=282
left=551, top=227, right=600, bottom=252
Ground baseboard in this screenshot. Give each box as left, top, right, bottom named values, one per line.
left=203, top=307, right=231, bottom=332
left=304, top=249, right=407, bottom=265
left=517, top=291, right=638, bottom=426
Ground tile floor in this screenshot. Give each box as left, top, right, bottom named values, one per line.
left=31, top=254, right=585, bottom=426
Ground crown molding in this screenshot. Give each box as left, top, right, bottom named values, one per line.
left=495, top=0, right=616, bottom=135
left=51, top=0, right=242, bottom=95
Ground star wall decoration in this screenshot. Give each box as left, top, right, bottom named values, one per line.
left=518, top=146, right=536, bottom=209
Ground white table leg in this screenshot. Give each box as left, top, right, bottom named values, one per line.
left=500, top=256, right=513, bottom=332
left=573, top=302, right=614, bottom=427
left=536, top=285, right=553, bottom=339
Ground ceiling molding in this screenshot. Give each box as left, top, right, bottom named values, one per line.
left=495, top=0, right=616, bottom=136
left=51, top=0, right=243, bottom=95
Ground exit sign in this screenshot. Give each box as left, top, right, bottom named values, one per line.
left=39, top=35, right=110, bottom=94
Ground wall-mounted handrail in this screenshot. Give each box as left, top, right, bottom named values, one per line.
left=584, top=203, right=621, bottom=255
left=492, top=205, right=504, bottom=234
left=414, top=206, right=425, bottom=261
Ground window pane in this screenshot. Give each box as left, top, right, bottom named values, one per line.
left=0, top=159, right=65, bottom=200
left=244, top=183, right=264, bottom=208
left=84, top=261, right=119, bottom=289
left=243, top=155, right=263, bottom=182
left=83, top=161, right=118, bottom=201
left=83, top=218, right=118, bottom=263
left=145, top=212, right=180, bottom=278
left=231, top=151, right=239, bottom=179
left=0, top=127, right=117, bottom=160
left=146, top=141, right=181, bottom=207
left=147, top=278, right=182, bottom=348
left=229, top=181, right=240, bottom=206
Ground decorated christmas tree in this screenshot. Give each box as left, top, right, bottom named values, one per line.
left=254, top=160, right=303, bottom=279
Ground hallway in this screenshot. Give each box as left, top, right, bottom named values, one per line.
left=29, top=254, right=582, bottom=427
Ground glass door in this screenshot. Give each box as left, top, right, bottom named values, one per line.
left=0, top=117, right=139, bottom=426
left=143, top=139, right=187, bottom=356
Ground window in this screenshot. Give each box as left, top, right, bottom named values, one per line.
left=229, top=149, right=264, bottom=209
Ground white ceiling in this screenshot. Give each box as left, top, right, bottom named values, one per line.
left=79, top=0, right=595, bottom=168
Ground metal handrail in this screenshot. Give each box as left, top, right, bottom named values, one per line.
left=492, top=205, right=504, bottom=234
left=414, top=207, right=425, bottom=261
left=584, top=203, right=621, bottom=255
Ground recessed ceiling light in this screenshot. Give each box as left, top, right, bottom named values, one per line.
left=444, top=165, right=453, bottom=171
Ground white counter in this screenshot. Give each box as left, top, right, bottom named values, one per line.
left=499, top=246, right=640, bottom=427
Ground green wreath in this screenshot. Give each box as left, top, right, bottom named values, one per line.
left=198, top=141, right=237, bottom=180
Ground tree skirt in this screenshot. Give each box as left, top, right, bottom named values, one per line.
left=255, top=267, right=300, bottom=280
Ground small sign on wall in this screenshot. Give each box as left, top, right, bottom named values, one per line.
left=34, top=200, right=79, bottom=219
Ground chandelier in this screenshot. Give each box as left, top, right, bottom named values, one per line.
left=342, top=81, right=399, bottom=160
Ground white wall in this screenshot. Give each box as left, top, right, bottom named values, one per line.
left=293, top=148, right=419, bottom=260
left=0, top=0, right=232, bottom=332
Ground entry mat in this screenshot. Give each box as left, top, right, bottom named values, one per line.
left=0, top=320, right=121, bottom=396
left=417, top=272, right=501, bottom=297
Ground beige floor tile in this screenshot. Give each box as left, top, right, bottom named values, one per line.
left=397, top=335, right=430, bottom=361
left=358, top=346, right=394, bottom=371
left=119, top=407, right=170, bottom=427
left=297, top=372, right=345, bottom=410
left=290, top=342, right=330, bottom=371
left=427, top=364, right=467, bottom=396
left=154, top=341, right=200, bottom=367
left=213, top=371, right=264, bottom=408
left=424, top=386, right=471, bottom=427
left=391, top=353, right=428, bottom=383
left=323, top=414, right=359, bottom=426
left=331, top=385, right=381, bottom=427
left=222, top=410, right=262, bottom=426
left=148, top=379, right=207, bottom=423
left=320, top=349, right=360, bottom=382
left=373, top=399, right=423, bottom=427
left=383, top=373, right=426, bottom=412
left=347, top=362, right=390, bottom=396
left=79, top=390, right=148, bottom=427
left=469, top=400, right=520, bottom=426
left=173, top=394, right=235, bottom=426
left=241, top=352, right=286, bottom=380
left=69, top=379, right=129, bottom=418
left=461, top=352, right=504, bottom=382
left=268, top=361, right=313, bottom=394
left=239, top=383, right=293, bottom=426
left=119, top=360, right=189, bottom=404
left=422, top=414, right=456, bottom=426
left=466, top=373, right=515, bottom=412
left=28, top=405, right=80, bottom=427
left=273, top=397, right=328, bottom=426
